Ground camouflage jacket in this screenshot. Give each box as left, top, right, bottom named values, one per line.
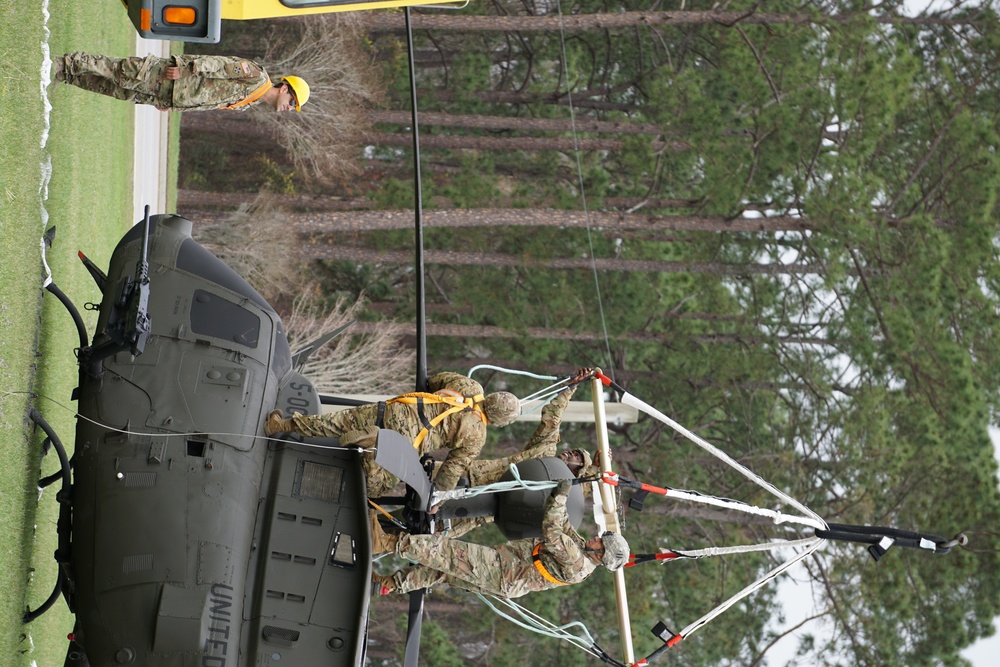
left=392, top=480, right=596, bottom=597
left=532, top=479, right=595, bottom=587
left=169, top=55, right=271, bottom=112
left=288, top=371, right=488, bottom=491
left=393, top=371, right=488, bottom=491
left=463, top=385, right=575, bottom=486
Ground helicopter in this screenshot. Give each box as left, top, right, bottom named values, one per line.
left=27, top=9, right=586, bottom=663
left=29, top=202, right=583, bottom=667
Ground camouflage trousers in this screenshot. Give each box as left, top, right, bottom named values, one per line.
left=389, top=534, right=548, bottom=598
left=362, top=454, right=399, bottom=498
left=56, top=53, right=173, bottom=107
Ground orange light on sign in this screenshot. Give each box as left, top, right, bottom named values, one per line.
left=163, top=6, right=196, bottom=24
left=140, top=8, right=151, bottom=30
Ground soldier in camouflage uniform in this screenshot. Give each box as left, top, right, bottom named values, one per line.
left=370, top=479, right=629, bottom=598
left=432, top=373, right=587, bottom=487
left=427, top=373, right=595, bottom=540
left=265, top=371, right=520, bottom=494
left=53, top=53, right=309, bottom=112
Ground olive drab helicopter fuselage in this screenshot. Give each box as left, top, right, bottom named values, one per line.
left=37, top=212, right=582, bottom=667
left=61, top=213, right=373, bottom=666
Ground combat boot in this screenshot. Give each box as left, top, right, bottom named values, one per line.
left=369, top=512, right=399, bottom=555
left=264, top=410, right=293, bottom=436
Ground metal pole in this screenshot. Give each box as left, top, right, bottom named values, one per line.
left=591, top=374, right=635, bottom=665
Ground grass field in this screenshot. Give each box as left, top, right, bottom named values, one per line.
left=0, top=2, right=175, bottom=664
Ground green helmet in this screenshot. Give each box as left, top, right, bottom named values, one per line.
left=482, top=391, right=520, bottom=427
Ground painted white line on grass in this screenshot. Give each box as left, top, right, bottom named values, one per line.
left=38, top=0, right=53, bottom=287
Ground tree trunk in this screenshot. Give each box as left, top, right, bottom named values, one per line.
left=423, top=88, right=640, bottom=112
left=303, top=243, right=823, bottom=277
left=361, top=10, right=957, bottom=33
left=347, top=321, right=829, bottom=346
left=271, top=208, right=811, bottom=234
left=369, top=110, right=663, bottom=135
left=359, top=131, right=677, bottom=153
left=177, top=189, right=373, bottom=212
left=177, top=191, right=706, bottom=215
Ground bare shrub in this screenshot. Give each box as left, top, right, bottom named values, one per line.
left=191, top=190, right=298, bottom=298
left=283, top=286, right=414, bottom=395
left=256, top=14, right=386, bottom=185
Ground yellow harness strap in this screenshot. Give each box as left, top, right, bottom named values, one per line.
left=531, top=542, right=568, bottom=586
left=223, top=76, right=272, bottom=110
left=386, top=391, right=487, bottom=449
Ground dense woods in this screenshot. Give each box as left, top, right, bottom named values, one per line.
left=181, top=1, right=1000, bottom=665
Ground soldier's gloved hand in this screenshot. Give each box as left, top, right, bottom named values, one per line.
left=555, top=479, right=573, bottom=495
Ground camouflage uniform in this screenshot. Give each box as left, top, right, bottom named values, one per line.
left=288, top=372, right=491, bottom=493
left=433, top=384, right=575, bottom=488
left=428, top=386, right=576, bottom=540
left=386, top=480, right=596, bottom=597
left=55, top=53, right=271, bottom=111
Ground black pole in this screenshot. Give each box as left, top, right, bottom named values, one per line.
left=402, top=9, right=428, bottom=667
left=406, top=7, right=428, bottom=393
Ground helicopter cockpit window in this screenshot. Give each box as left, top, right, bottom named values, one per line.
left=190, top=289, right=260, bottom=348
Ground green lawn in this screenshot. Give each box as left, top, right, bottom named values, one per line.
left=0, top=2, right=175, bottom=664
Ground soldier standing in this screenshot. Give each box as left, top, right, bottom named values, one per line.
left=53, top=52, right=309, bottom=112
left=370, top=479, right=630, bottom=598
left=264, top=371, right=520, bottom=493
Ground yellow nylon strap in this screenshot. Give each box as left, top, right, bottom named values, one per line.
left=223, top=76, right=272, bottom=110
left=411, top=404, right=466, bottom=449
left=531, top=542, right=568, bottom=586
left=386, top=391, right=487, bottom=449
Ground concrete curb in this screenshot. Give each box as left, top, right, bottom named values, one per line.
left=132, top=35, right=170, bottom=224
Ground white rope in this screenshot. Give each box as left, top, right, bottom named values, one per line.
left=520, top=379, right=570, bottom=405
left=656, top=536, right=820, bottom=561
left=17, top=391, right=370, bottom=454
left=660, top=487, right=826, bottom=531
left=619, top=392, right=827, bottom=528
left=476, top=594, right=607, bottom=660
left=431, top=463, right=559, bottom=505
left=552, top=0, right=616, bottom=378
left=676, top=537, right=825, bottom=640
left=467, top=364, right=558, bottom=382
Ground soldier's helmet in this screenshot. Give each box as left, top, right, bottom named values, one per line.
left=481, top=391, right=520, bottom=427
left=600, top=532, right=630, bottom=572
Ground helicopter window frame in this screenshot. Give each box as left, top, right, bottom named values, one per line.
left=189, top=289, right=261, bottom=349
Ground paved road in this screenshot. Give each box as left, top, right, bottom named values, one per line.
left=132, top=35, right=170, bottom=224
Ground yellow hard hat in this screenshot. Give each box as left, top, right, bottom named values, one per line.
left=280, top=76, right=310, bottom=112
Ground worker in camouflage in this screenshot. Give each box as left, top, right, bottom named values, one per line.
left=52, top=53, right=309, bottom=112
left=370, top=479, right=630, bottom=598
left=432, top=368, right=592, bottom=487
left=265, top=372, right=520, bottom=494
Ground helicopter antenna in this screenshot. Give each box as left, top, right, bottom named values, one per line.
left=408, top=5, right=428, bottom=394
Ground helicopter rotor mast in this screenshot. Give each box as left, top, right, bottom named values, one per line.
left=404, top=7, right=428, bottom=667
left=408, top=4, right=428, bottom=395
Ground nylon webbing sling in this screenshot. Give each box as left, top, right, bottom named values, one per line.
left=385, top=391, right=487, bottom=449
left=532, top=543, right=569, bottom=586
